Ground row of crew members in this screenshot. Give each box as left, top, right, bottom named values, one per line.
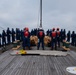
left=0, top=28, right=15, bottom=46
left=22, top=27, right=76, bottom=50
left=51, top=28, right=60, bottom=50
left=1, top=27, right=76, bottom=49
left=46, top=28, right=76, bottom=47
left=37, top=28, right=63, bottom=50
left=0, top=28, right=24, bottom=47
left=71, top=31, right=76, bottom=46
left=0, top=27, right=40, bottom=48
left=22, top=27, right=45, bottom=50
left=22, top=27, right=64, bottom=50
left=46, top=29, right=66, bottom=42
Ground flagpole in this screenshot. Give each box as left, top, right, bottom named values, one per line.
left=40, top=0, right=42, bottom=28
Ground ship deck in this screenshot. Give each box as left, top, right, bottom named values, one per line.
left=0, top=45, right=76, bottom=75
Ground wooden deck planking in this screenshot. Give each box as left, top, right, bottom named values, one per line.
left=0, top=50, right=76, bottom=75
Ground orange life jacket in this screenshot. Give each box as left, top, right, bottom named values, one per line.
left=52, top=32, right=56, bottom=37
left=57, top=31, right=60, bottom=35
left=24, top=31, right=29, bottom=37
left=39, top=31, right=43, bottom=37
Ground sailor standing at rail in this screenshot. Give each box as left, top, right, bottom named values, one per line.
left=2, top=30, right=6, bottom=46
left=37, top=27, right=45, bottom=50
left=63, top=29, right=66, bottom=40
left=11, top=28, right=16, bottom=43
left=46, top=29, right=50, bottom=36
left=16, top=28, right=20, bottom=40
left=56, top=28, right=60, bottom=47
left=6, top=27, right=11, bottom=44
left=67, top=31, right=71, bottom=42
left=31, top=29, right=34, bottom=36
left=51, top=28, right=57, bottom=50
left=71, top=31, right=75, bottom=46
left=0, top=33, right=2, bottom=47
left=20, top=30, right=24, bottom=41
left=22, top=27, right=31, bottom=50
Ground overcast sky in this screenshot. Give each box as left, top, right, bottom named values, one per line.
left=0, top=0, right=76, bottom=32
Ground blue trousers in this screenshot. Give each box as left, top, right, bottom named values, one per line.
left=22, top=37, right=30, bottom=49
left=51, top=38, right=57, bottom=50
left=37, top=39, right=44, bottom=50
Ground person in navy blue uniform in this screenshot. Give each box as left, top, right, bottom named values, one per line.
left=71, top=31, right=75, bottom=46
left=6, top=27, right=11, bottom=44
left=22, top=27, right=31, bottom=50
left=46, top=29, right=50, bottom=36
left=51, top=28, right=57, bottom=50
left=37, top=28, right=45, bottom=50
left=56, top=28, right=60, bottom=47
left=34, top=28, right=38, bottom=36
left=16, top=28, right=21, bottom=40
left=11, top=28, right=16, bottom=43
left=74, top=33, right=76, bottom=46
left=0, top=33, right=2, bottom=47
left=63, top=29, right=66, bottom=40
left=20, top=30, right=24, bottom=41
left=60, top=29, right=64, bottom=42
left=49, top=29, right=52, bottom=36
left=18, top=29, right=21, bottom=40
left=31, top=29, right=34, bottom=36
left=2, top=30, right=6, bottom=46
left=67, top=31, right=71, bottom=42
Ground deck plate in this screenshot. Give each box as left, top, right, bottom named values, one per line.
left=10, top=50, right=68, bottom=56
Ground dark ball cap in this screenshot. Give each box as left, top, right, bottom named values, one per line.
left=52, top=28, right=55, bottom=31
left=57, top=28, right=59, bottom=30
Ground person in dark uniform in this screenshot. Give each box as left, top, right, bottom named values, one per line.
left=46, top=29, right=50, bottom=36
left=49, top=29, right=52, bottom=36
left=56, top=28, right=60, bottom=47
left=2, top=30, right=6, bottom=46
left=0, top=33, right=2, bottom=47
left=51, top=28, right=57, bottom=50
left=18, top=28, right=21, bottom=40
left=67, top=31, right=71, bottom=42
left=74, top=33, right=76, bottom=46
left=11, top=28, right=16, bottom=43
left=22, top=27, right=31, bottom=50
left=71, top=31, right=75, bottom=46
left=16, top=28, right=18, bottom=40
left=34, top=28, right=37, bottom=36
left=63, top=29, right=66, bottom=40
left=31, top=29, right=34, bottom=36
left=16, top=28, right=20, bottom=40
left=37, top=28, right=45, bottom=50
left=20, top=30, right=24, bottom=41
left=6, top=27, right=11, bottom=44
left=60, top=29, right=63, bottom=42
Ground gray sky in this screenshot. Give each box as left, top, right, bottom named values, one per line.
left=0, top=0, right=76, bottom=32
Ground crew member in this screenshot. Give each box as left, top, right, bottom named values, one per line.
left=22, top=27, right=31, bottom=50
left=2, top=30, right=6, bottom=46
left=6, top=27, right=11, bottom=44
left=37, top=28, right=45, bottom=50
left=11, top=28, right=16, bottom=43
left=56, top=28, right=60, bottom=47
left=67, top=31, right=71, bottom=42
left=51, top=28, right=57, bottom=50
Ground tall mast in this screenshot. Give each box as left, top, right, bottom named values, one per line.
left=40, top=0, right=42, bottom=28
